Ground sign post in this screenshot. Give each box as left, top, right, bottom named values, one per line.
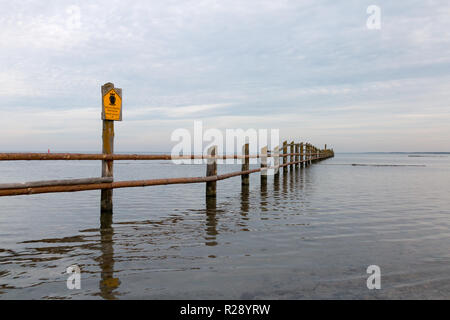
left=101, top=82, right=122, bottom=214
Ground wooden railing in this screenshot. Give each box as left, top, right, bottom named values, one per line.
left=0, top=83, right=334, bottom=214
left=0, top=142, right=333, bottom=206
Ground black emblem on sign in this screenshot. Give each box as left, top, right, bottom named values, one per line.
left=109, top=92, right=116, bottom=106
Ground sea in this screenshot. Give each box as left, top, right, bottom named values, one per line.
left=0, top=153, right=449, bottom=299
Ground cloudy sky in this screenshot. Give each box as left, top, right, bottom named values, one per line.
left=1, top=0, right=449, bottom=152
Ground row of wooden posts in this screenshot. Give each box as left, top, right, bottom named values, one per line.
left=204, top=141, right=333, bottom=199
left=0, top=83, right=333, bottom=214
left=0, top=142, right=334, bottom=215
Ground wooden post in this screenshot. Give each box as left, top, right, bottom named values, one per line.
left=283, top=141, right=288, bottom=174
left=101, top=82, right=115, bottom=214
left=274, top=146, right=280, bottom=177
left=206, top=145, right=217, bottom=197
left=304, top=143, right=308, bottom=167
left=290, top=141, right=294, bottom=170
left=242, top=143, right=249, bottom=186
left=295, top=143, right=299, bottom=168
left=300, top=142, right=304, bottom=168
left=309, top=144, right=312, bottom=165
left=261, top=146, right=267, bottom=185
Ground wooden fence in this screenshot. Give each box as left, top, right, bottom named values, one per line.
left=0, top=83, right=334, bottom=214
left=0, top=142, right=333, bottom=211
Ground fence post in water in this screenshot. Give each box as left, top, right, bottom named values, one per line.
left=274, top=146, right=280, bottom=177
left=290, top=141, right=294, bottom=170
left=304, top=143, right=308, bottom=167
left=300, top=142, right=304, bottom=168
left=261, top=146, right=267, bottom=185
left=295, top=143, right=299, bottom=168
left=242, top=143, right=250, bottom=186
left=100, top=82, right=117, bottom=214
left=283, top=141, right=288, bottom=174
left=309, top=144, right=312, bottom=165
left=206, top=145, right=217, bottom=197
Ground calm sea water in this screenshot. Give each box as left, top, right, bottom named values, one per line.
left=0, top=153, right=449, bottom=299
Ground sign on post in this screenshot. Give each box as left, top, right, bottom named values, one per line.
left=102, top=83, right=122, bottom=121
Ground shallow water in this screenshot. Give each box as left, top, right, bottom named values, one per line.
left=0, top=153, right=449, bottom=299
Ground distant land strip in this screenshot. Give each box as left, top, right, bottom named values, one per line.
left=320, top=164, right=426, bottom=167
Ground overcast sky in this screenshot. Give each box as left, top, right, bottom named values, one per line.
left=1, top=0, right=449, bottom=152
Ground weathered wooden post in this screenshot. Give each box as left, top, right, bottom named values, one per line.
left=260, top=146, right=268, bottom=185
left=309, top=144, right=312, bottom=165
left=283, top=141, right=288, bottom=174
left=242, top=143, right=250, bottom=186
left=290, top=141, right=294, bottom=170
left=206, top=145, right=217, bottom=197
left=300, top=142, right=304, bottom=168
left=306, top=144, right=309, bottom=163
left=295, top=143, right=299, bottom=168
left=274, top=146, right=280, bottom=177
left=101, top=82, right=122, bottom=214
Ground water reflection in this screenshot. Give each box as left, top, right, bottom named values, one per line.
left=260, top=180, right=268, bottom=212
left=289, top=168, right=295, bottom=194
left=240, top=185, right=249, bottom=217
left=239, top=185, right=250, bottom=230
left=205, top=197, right=218, bottom=246
left=282, top=173, right=288, bottom=198
left=97, top=213, right=120, bottom=299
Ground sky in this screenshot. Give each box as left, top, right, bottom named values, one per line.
left=1, top=0, right=450, bottom=152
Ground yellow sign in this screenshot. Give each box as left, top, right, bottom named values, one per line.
left=102, top=88, right=122, bottom=121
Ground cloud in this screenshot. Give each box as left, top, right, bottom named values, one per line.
left=1, top=0, right=450, bottom=152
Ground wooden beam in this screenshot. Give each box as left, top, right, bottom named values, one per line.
left=206, top=145, right=217, bottom=197
left=242, top=143, right=250, bottom=186
left=0, top=177, right=113, bottom=190
left=101, top=82, right=115, bottom=214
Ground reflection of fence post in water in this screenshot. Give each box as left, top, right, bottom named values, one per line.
left=240, top=184, right=249, bottom=219
left=289, top=164, right=295, bottom=193
left=205, top=197, right=218, bottom=246
left=98, top=213, right=120, bottom=299
left=282, top=169, right=288, bottom=197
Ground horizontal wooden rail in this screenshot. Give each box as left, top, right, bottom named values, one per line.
left=0, top=177, right=113, bottom=190
left=0, top=154, right=332, bottom=197
left=0, top=152, right=319, bottom=161
left=0, top=153, right=277, bottom=161
left=0, top=169, right=261, bottom=196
